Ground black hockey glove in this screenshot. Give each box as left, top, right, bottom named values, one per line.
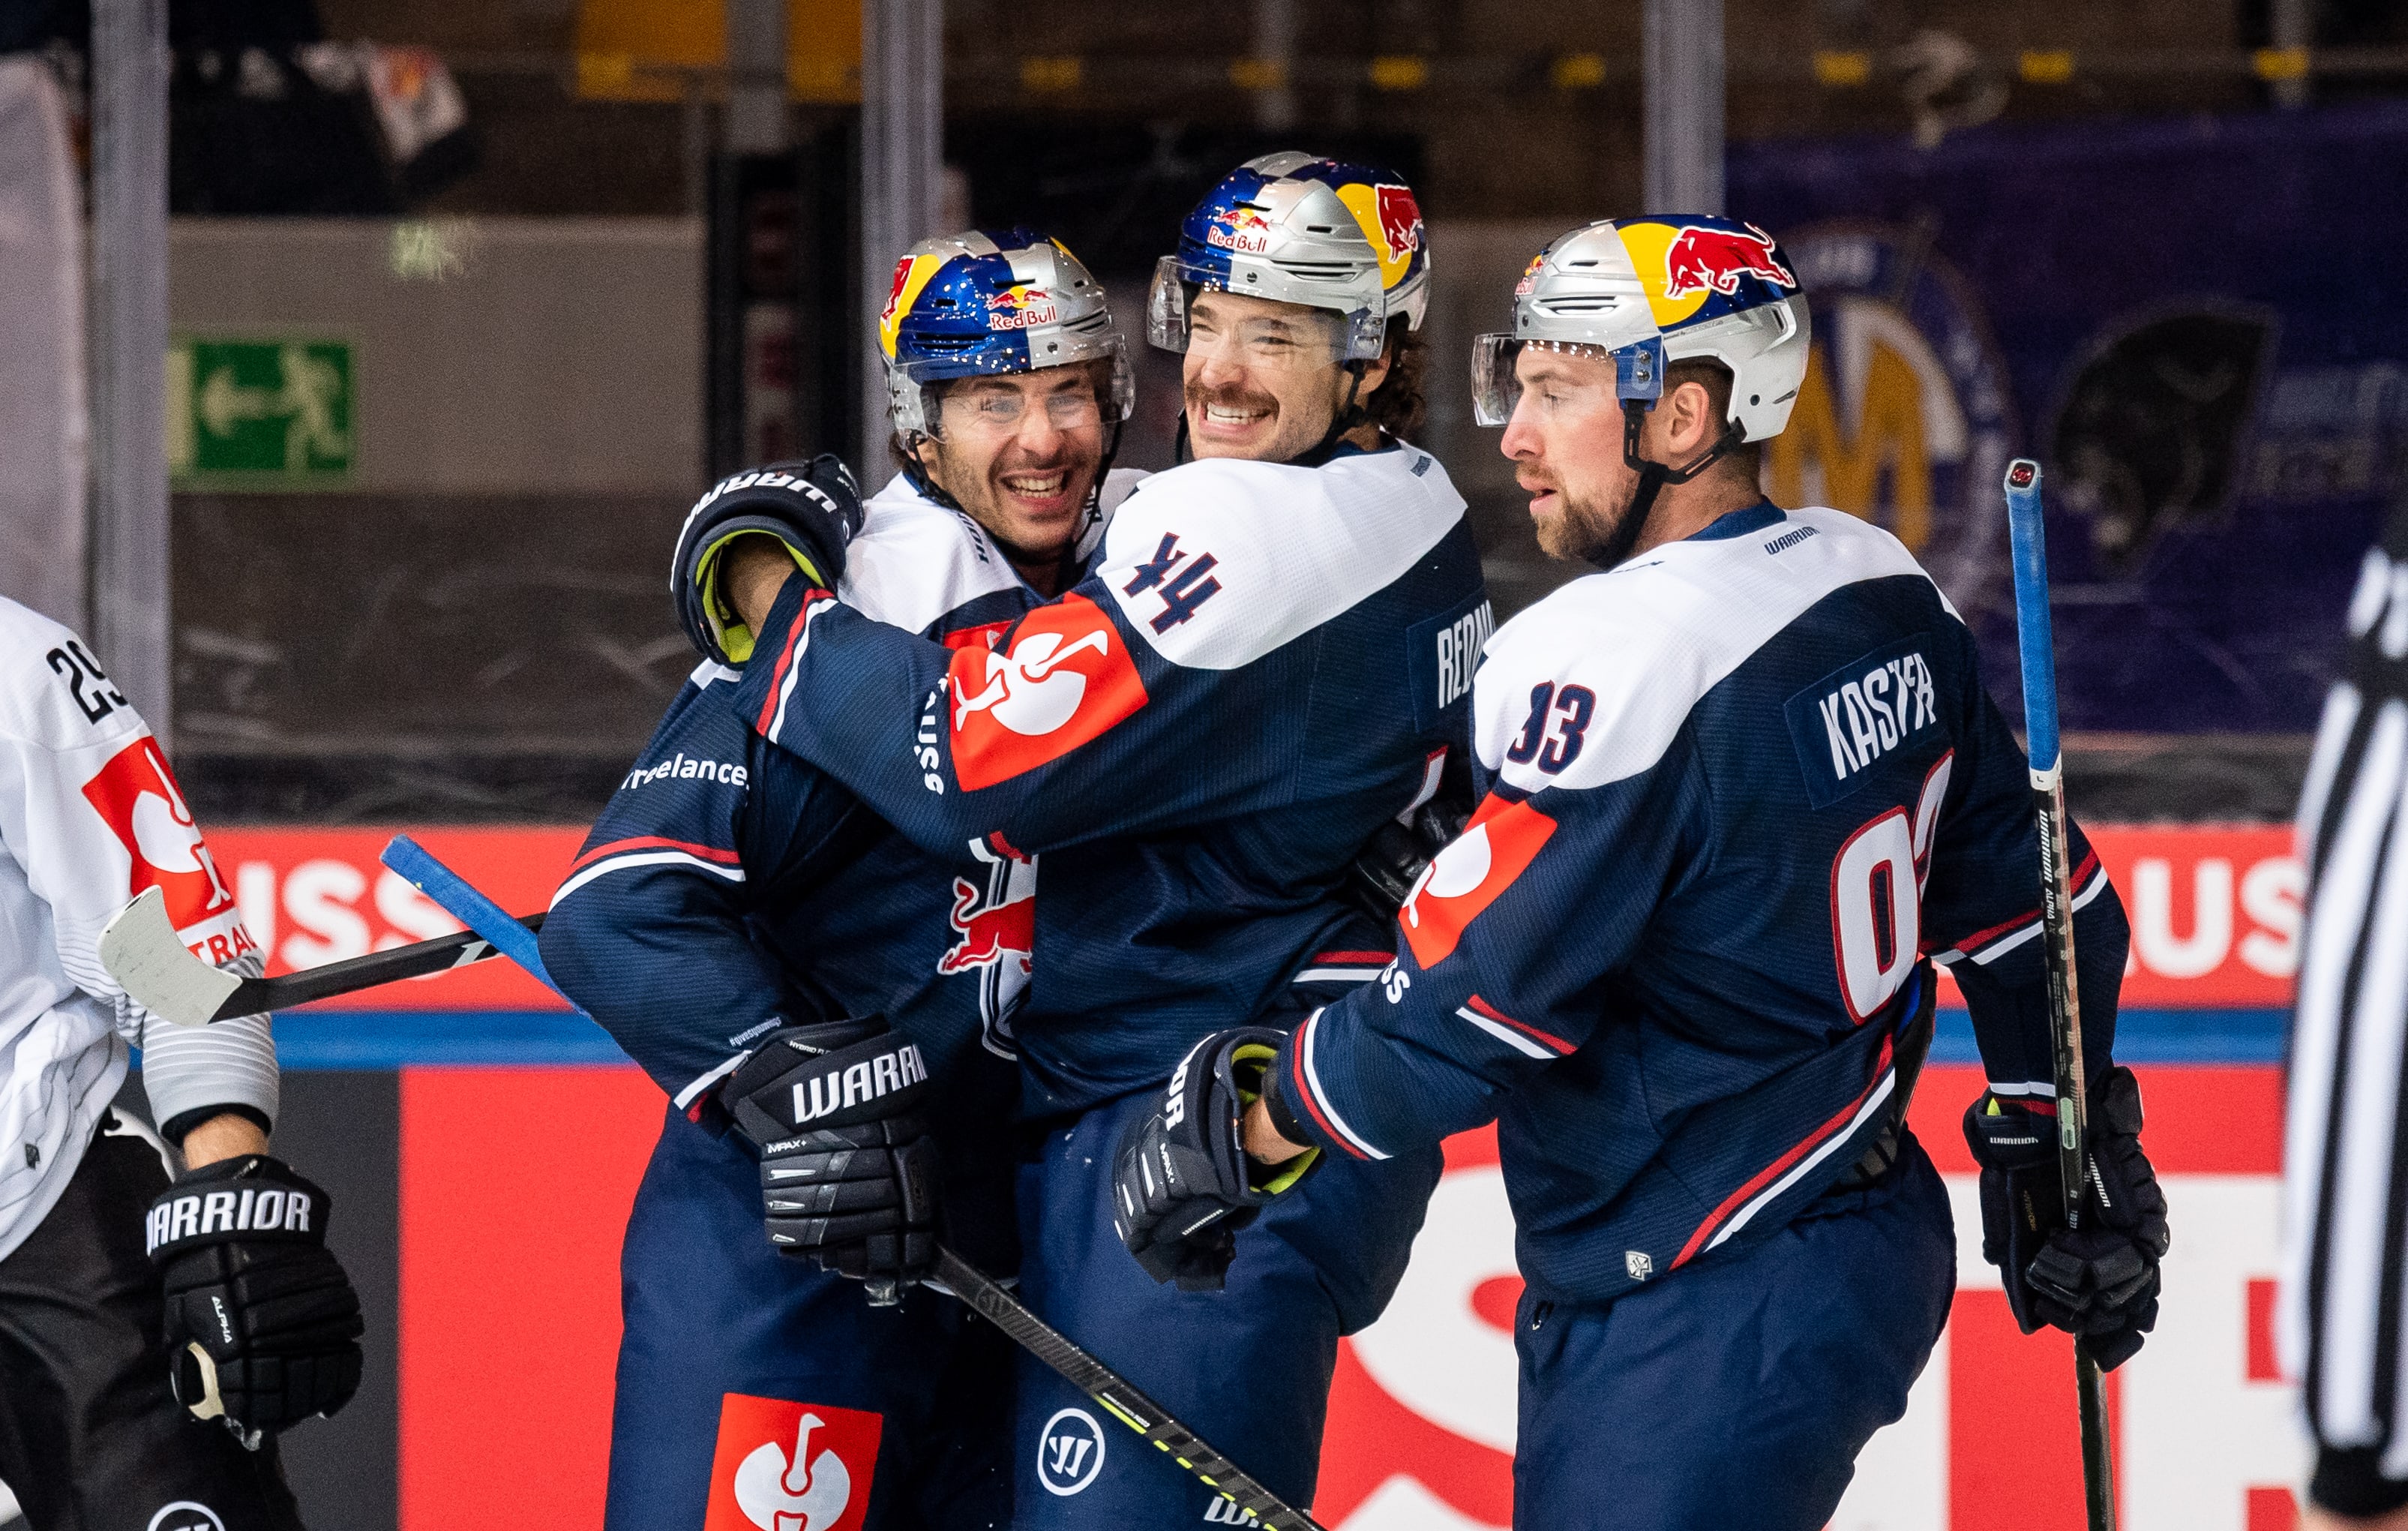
left=1347, top=795, right=1474, bottom=923
left=719, top=1016, right=940, bottom=1303
left=673, top=455, right=866, bottom=666
left=1111, top=1028, right=1321, bottom=1292
left=1963, top=1065, right=2170, bottom=1370
left=145, top=1155, right=364, bottom=1448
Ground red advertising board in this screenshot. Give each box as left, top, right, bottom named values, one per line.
left=208, top=822, right=2304, bottom=1016
left=395, top=1064, right=2301, bottom=1531
left=208, top=827, right=583, bottom=1010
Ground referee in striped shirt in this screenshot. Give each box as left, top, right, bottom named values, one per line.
left=2285, top=500, right=2408, bottom=1526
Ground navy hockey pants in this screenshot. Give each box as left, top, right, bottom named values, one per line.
left=1010, top=1088, right=1443, bottom=1526
left=1512, top=1135, right=1956, bottom=1530
left=606, top=1106, right=1012, bottom=1531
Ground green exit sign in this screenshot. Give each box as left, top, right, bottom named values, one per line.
left=168, top=337, right=355, bottom=485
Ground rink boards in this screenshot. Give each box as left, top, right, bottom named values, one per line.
left=201, top=826, right=2307, bottom=1529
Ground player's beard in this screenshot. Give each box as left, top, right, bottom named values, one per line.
left=1534, top=473, right=1648, bottom=570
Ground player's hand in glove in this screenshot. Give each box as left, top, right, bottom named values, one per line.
left=1347, top=793, right=1474, bottom=923
left=720, top=1016, right=939, bottom=1304
left=144, top=1155, right=364, bottom=1448
left=672, top=455, right=866, bottom=666
left=1963, top=1064, right=2170, bottom=1370
left=1111, top=1028, right=1320, bottom=1292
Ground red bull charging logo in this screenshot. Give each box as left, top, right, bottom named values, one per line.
left=1661, top=222, right=1797, bottom=299
left=1374, top=184, right=1423, bottom=263
left=1207, top=205, right=1273, bottom=255
left=936, top=873, right=1033, bottom=978
left=986, top=285, right=1059, bottom=332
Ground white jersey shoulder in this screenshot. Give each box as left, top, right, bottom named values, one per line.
left=1477, top=507, right=1949, bottom=794
left=0, top=597, right=146, bottom=753
left=1099, top=445, right=1466, bottom=672
left=842, top=467, right=1144, bottom=636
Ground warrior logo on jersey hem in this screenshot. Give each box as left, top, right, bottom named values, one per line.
left=705, top=1394, right=881, bottom=1531
left=1764, top=225, right=2016, bottom=622
left=948, top=593, right=1147, bottom=789
left=1399, top=794, right=1558, bottom=968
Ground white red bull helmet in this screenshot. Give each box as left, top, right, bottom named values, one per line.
left=879, top=227, right=1135, bottom=443
left=1471, top=215, right=1810, bottom=443
left=1148, top=152, right=1431, bottom=363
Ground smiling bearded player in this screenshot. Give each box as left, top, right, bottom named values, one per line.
left=1112, top=216, right=2172, bottom=1529
left=679, top=155, right=1487, bottom=1523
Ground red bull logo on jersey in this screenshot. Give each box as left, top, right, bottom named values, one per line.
left=947, top=593, right=1149, bottom=790
left=985, top=284, right=1060, bottom=332
left=1661, top=222, right=1796, bottom=299
left=1207, top=205, right=1274, bottom=255
left=704, top=1394, right=880, bottom=1531
left=937, top=873, right=1033, bottom=980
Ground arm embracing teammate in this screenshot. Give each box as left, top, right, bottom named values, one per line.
left=1114, top=218, right=2167, bottom=1531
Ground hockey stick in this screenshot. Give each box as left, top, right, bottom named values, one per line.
left=2003, top=459, right=2117, bottom=1531
left=97, top=883, right=544, bottom=1028
left=378, top=834, right=1330, bottom=1531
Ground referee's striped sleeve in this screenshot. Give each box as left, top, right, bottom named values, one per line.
left=2282, top=506, right=2408, bottom=1514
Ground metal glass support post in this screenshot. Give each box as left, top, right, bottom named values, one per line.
left=88, top=0, right=172, bottom=743
left=860, top=0, right=943, bottom=489
left=1643, top=0, right=1725, bottom=216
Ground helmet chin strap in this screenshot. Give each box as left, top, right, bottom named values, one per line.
left=1586, top=400, right=1744, bottom=572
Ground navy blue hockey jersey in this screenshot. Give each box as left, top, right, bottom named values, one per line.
left=726, top=444, right=1490, bottom=1118
left=538, top=471, right=1135, bottom=1263
left=1264, top=503, right=2133, bottom=1305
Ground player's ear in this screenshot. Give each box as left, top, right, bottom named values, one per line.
left=1672, top=378, right=1716, bottom=457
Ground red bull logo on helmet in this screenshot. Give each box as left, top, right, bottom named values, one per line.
left=1514, top=253, right=1545, bottom=296
left=1207, top=205, right=1273, bottom=255
left=1661, top=222, right=1797, bottom=300
left=1374, top=184, right=1423, bottom=263
left=986, top=284, right=1059, bottom=332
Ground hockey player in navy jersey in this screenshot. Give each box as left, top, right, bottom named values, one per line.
left=682, top=157, right=1484, bottom=1522
left=540, top=231, right=1144, bottom=1529
left=1111, top=217, right=2173, bottom=1529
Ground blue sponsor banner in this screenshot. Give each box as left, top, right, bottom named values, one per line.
left=1730, top=100, right=2408, bottom=733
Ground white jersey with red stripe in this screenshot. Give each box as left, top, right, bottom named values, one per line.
left=1264, top=501, right=2132, bottom=1304
left=0, top=599, right=277, bottom=1263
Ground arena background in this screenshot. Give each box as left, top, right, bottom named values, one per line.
left=3, top=0, right=2404, bottom=1524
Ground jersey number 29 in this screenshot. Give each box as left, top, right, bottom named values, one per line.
left=1831, top=752, right=1953, bottom=1022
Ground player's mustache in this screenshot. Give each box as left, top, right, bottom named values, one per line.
left=1183, top=381, right=1281, bottom=419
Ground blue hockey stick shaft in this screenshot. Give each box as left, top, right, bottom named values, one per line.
left=373, top=836, right=1328, bottom=1529
left=379, top=835, right=572, bottom=1004
left=2002, top=458, right=2116, bottom=1531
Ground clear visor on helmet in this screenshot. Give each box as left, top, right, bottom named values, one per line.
left=1468, top=334, right=1669, bottom=427
left=889, top=338, right=1135, bottom=443
left=1150, top=254, right=1390, bottom=363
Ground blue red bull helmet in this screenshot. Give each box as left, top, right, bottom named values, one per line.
left=1471, top=215, right=1810, bottom=441
left=878, top=227, right=1135, bottom=443
left=1148, top=152, right=1430, bottom=363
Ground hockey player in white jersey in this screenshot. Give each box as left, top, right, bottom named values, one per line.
left=0, top=601, right=361, bottom=1529
left=1113, top=217, right=2170, bottom=1528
